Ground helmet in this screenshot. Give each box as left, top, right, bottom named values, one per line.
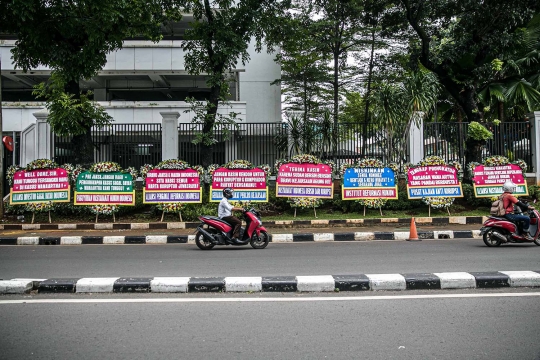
left=223, top=187, right=234, bottom=199
left=502, top=181, right=516, bottom=193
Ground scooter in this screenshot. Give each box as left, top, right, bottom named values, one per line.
left=480, top=200, right=540, bottom=247
left=195, top=207, right=269, bottom=250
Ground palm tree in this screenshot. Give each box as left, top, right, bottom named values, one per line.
left=369, top=70, right=440, bottom=164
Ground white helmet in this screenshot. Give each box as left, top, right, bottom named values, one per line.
left=502, top=181, right=516, bottom=193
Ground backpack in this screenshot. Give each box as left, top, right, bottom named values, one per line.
left=490, top=195, right=507, bottom=216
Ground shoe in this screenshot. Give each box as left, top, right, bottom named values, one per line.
left=524, top=233, right=534, bottom=241
left=231, top=237, right=242, bottom=244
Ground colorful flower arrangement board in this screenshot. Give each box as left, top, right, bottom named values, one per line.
left=276, top=163, right=334, bottom=198
left=342, top=167, right=398, bottom=200
left=210, top=167, right=268, bottom=202
left=406, top=166, right=463, bottom=199
left=9, top=168, right=70, bottom=204
left=74, top=171, right=135, bottom=206
left=143, top=169, right=202, bottom=203
left=471, top=164, right=528, bottom=197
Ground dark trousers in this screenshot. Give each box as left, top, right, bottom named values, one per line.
left=505, top=213, right=531, bottom=233
left=223, top=216, right=242, bottom=238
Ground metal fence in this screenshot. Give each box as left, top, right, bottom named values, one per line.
left=424, top=121, right=534, bottom=171
left=46, top=120, right=534, bottom=174
left=53, top=124, right=162, bottom=170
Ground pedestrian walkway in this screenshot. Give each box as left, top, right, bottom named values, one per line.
left=0, top=216, right=485, bottom=245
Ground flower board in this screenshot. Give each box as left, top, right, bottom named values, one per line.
left=10, top=168, right=70, bottom=204
left=406, top=165, right=463, bottom=199
left=74, top=171, right=135, bottom=206
left=276, top=163, right=333, bottom=198
left=210, top=167, right=268, bottom=202
left=143, top=168, right=202, bottom=203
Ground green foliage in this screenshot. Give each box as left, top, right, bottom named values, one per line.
left=383, top=188, right=421, bottom=211
left=467, top=121, right=493, bottom=141
left=460, top=184, right=492, bottom=207
left=2, top=0, right=181, bottom=83
left=32, top=73, right=112, bottom=136
left=528, top=185, right=540, bottom=201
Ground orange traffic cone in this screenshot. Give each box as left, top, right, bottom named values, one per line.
left=406, top=217, right=421, bottom=241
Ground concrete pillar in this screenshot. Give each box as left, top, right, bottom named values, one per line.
left=160, top=111, right=180, bottom=161
left=34, top=110, right=52, bottom=160
left=529, top=111, right=540, bottom=185
left=407, top=115, right=424, bottom=164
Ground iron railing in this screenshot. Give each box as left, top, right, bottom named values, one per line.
left=53, top=124, right=162, bottom=170
left=46, top=121, right=534, bottom=174
left=424, top=121, right=534, bottom=171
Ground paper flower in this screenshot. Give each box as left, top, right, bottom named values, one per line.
left=89, top=205, right=119, bottom=215
left=207, top=164, right=220, bottom=176
left=258, top=164, right=271, bottom=179
left=139, top=164, right=154, bottom=180
left=7, top=165, right=23, bottom=186
left=356, top=198, right=388, bottom=208
left=25, top=201, right=54, bottom=213
left=225, top=159, right=254, bottom=169
left=25, top=159, right=58, bottom=171
left=90, top=162, right=122, bottom=173
left=422, top=197, right=454, bottom=208
left=156, top=159, right=191, bottom=170
left=290, top=154, right=321, bottom=164
left=156, top=202, right=185, bottom=213
left=288, top=197, right=323, bottom=209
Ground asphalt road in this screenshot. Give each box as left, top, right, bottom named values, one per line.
left=1, top=239, right=539, bottom=279
left=1, top=290, right=539, bottom=360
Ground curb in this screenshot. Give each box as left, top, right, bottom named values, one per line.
left=0, top=230, right=483, bottom=245
left=2, top=271, right=539, bottom=294
left=0, top=216, right=485, bottom=231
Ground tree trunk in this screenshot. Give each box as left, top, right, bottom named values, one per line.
left=332, top=52, right=339, bottom=164
left=465, top=139, right=485, bottom=165
left=200, top=83, right=221, bottom=168
left=362, top=27, right=376, bottom=157
left=65, top=80, right=94, bottom=166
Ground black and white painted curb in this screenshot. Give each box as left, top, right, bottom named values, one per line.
left=0, top=230, right=482, bottom=245
left=0, top=216, right=485, bottom=231
left=2, top=271, right=540, bottom=294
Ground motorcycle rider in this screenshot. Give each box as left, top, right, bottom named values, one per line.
left=219, top=188, right=244, bottom=243
left=501, top=180, right=535, bottom=241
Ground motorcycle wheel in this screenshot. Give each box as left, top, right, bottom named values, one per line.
left=250, top=231, right=269, bottom=249
left=195, top=231, right=215, bottom=250
left=534, top=238, right=540, bottom=246
left=483, top=229, right=502, bottom=247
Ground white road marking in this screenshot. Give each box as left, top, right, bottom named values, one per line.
left=1, top=292, right=539, bottom=304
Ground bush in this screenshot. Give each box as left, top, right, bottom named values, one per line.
left=383, top=188, right=422, bottom=211
left=460, top=183, right=491, bottom=207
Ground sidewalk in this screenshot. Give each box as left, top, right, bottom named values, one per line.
left=0, top=216, right=485, bottom=244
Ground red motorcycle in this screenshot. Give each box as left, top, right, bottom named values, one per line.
left=480, top=200, right=540, bottom=247
left=195, top=208, right=270, bottom=250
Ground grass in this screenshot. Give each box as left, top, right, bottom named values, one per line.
left=1, top=204, right=490, bottom=224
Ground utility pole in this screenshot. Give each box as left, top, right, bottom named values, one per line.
left=0, top=56, right=4, bottom=218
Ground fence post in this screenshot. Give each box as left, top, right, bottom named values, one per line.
left=408, top=116, right=424, bottom=164
left=529, top=111, right=540, bottom=185
left=34, top=109, right=52, bottom=161
left=160, top=111, right=180, bottom=161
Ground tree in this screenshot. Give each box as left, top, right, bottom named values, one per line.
left=385, top=0, right=540, bottom=123
left=273, top=12, right=332, bottom=126
left=178, top=0, right=288, bottom=167
left=0, top=0, right=181, bottom=165
left=369, top=70, right=439, bottom=163
left=308, top=0, right=369, bottom=163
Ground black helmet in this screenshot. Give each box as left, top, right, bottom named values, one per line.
left=223, top=187, right=234, bottom=199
